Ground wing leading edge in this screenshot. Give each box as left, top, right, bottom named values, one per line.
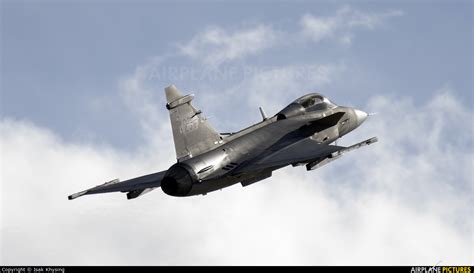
left=236, top=137, right=378, bottom=174
left=236, top=138, right=344, bottom=174
left=68, top=171, right=166, bottom=200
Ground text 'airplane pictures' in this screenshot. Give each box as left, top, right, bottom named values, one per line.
left=69, top=85, right=377, bottom=200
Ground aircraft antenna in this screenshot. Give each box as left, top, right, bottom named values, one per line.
left=259, top=107, right=268, bottom=121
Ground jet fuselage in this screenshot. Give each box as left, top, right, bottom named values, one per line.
left=161, top=95, right=367, bottom=197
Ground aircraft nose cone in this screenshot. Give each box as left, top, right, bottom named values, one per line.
left=354, top=109, right=368, bottom=126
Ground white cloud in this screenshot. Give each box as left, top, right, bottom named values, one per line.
left=179, top=24, right=278, bottom=67
left=300, top=6, right=404, bottom=45
left=115, top=61, right=177, bottom=164
left=178, top=6, right=403, bottom=67
left=1, top=86, right=472, bottom=265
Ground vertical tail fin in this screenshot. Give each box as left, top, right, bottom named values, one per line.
left=165, top=85, right=222, bottom=161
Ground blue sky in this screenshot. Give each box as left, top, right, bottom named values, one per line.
left=2, top=1, right=472, bottom=149
left=1, top=0, right=473, bottom=265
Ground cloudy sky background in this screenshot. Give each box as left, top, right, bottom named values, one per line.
left=1, top=0, right=473, bottom=265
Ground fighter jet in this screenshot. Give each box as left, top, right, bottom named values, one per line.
left=68, top=85, right=377, bottom=200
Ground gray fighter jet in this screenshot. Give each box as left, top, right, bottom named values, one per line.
left=68, top=85, right=377, bottom=200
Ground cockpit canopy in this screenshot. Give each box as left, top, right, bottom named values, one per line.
left=294, top=93, right=337, bottom=110
left=276, top=93, right=337, bottom=120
